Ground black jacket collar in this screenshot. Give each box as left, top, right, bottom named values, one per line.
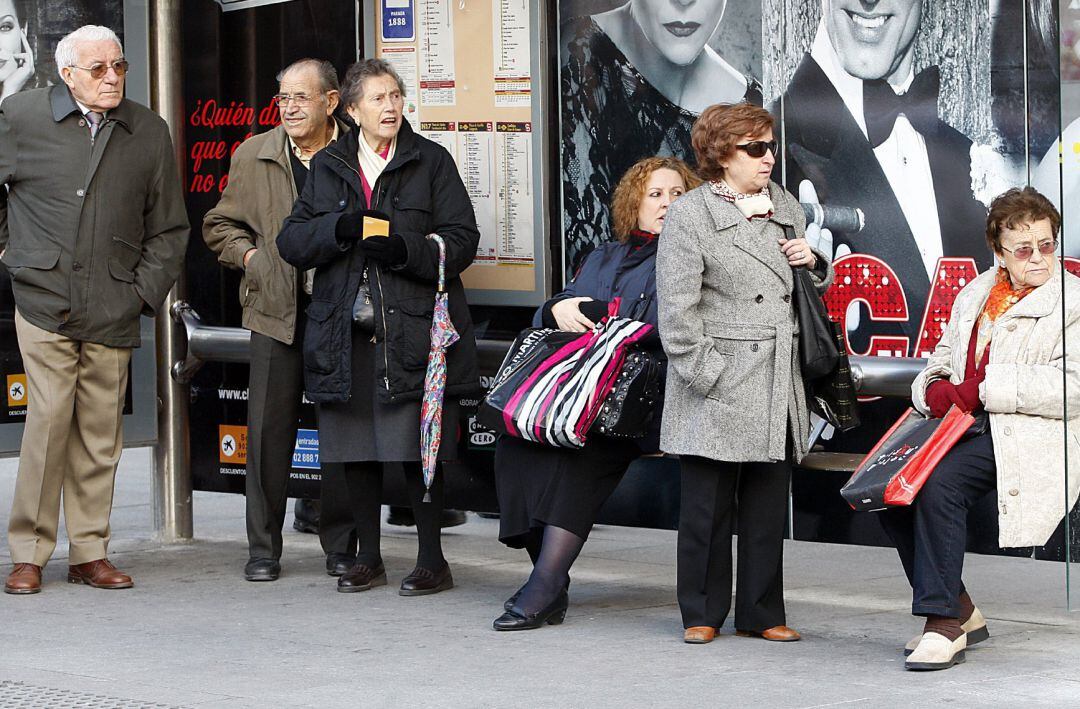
left=324, top=116, right=420, bottom=172
left=50, top=84, right=133, bottom=133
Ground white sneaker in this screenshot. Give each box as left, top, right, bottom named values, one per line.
left=905, top=632, right=967, bottom=671
left=904, top=607, right=989, bottom=655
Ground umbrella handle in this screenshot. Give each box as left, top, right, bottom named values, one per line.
left=427, top=233, right=447, bottom=294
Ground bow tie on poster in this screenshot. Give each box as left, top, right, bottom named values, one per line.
left=862, top=66, right=940, bottom=148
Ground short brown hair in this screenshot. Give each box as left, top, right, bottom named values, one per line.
left=691, top=103, right=775, bottom=182
left=610, top=157, right=702, bottom=241
left=985, top=187, right=1061, bottom=253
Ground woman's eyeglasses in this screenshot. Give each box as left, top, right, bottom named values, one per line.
left=999, top=239, right=1058, bottom=260
left=735, top=140, right=778, bottom=158
left=69, top=60, right=129, bottom=79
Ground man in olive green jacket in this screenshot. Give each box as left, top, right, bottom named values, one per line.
left=1, top=26, right=188, bottom=594
left=203, top=59, right=356, bottom=582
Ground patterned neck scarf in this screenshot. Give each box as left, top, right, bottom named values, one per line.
left=974, top=267, right=1036, bottom=365
left=709, top=179, right=774, bottom=220
left=627, top=228, right=657, bottom=249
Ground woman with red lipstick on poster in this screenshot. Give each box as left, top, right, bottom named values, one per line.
left=560, top=0, right=761, bottom=278
left=0, top=0, right=42, bottom=102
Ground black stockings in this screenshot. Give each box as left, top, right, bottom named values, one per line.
left=514, top=525, right=585, bottom=615
left=342, top=461, right=446, bottom=571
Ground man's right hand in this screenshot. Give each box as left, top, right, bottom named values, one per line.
left=551, top=297, right=596, bottom=332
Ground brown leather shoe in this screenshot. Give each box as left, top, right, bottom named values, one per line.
left=5, top=563, right=42, bottom=594
left=737, top=625, right=801, bottom=642
left=67, top=559, right=133, bottom=589
left=399, top=563, right=454, bottom=596
left=683, top=626, right=717, bottom=644
left=337, top=563, right=387, bottom=593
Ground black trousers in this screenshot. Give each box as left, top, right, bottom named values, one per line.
left=878, top=432, right=997, bottom=618
left=677, top=455, right=791, bottom=632
left=245, top=331, right=354, bottom=560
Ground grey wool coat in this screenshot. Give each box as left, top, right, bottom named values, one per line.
left=656, top=181, right=833, bottom=464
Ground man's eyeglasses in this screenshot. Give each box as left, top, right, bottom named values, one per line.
left=999, top=239, right=1058, bottom=260
left=735, top=140, right=778, bottom=159
left=273, top=93, right=322, bottom=107
left=69, top=59, right=129, bottom=79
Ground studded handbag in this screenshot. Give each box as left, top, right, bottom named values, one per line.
left=591, top=350, right=663, bottom=439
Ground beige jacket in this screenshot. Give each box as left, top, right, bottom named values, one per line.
left=911, top=267, right=1080, bottom=547
left=202, top=119, right=347, bottom=344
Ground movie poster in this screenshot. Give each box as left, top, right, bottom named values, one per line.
left=558, top=0, right=762, bottom=275
left=558, top=1, right=1078, bottom=558
left=0, top=0, right=125, bottom=426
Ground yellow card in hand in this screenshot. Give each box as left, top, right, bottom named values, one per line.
left=362, top=216, right=390, bottom=239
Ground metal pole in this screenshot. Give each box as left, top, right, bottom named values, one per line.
left=150, top=0, right=192, bottom=542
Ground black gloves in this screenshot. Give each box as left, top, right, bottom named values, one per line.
left=359, top=233, right=408, bottom=266
left=334, top=209, right=391, bottom=242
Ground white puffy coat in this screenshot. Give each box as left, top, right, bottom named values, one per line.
left=911, top=267, right=1080, bottom=547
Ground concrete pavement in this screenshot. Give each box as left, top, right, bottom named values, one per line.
left=0, top=448, right=1078, bottom=708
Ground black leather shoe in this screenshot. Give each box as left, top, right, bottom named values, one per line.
left=399, top=564, right=454, bottom=596
left=325, top=552, right=356, bottom=577
left=337, top=563, right=387, bottom=593
left=244, top=558, right=280, bottom=582
left=504, top=580, right=570, bottom=612
left=292, top=498, right=320, bottom=534
left=493, top=590, right=569, bottom=631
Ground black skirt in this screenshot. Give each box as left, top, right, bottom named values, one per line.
left=494, top=435, right=639, bottom=547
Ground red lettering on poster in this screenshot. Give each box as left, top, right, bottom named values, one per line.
left=185, top=97, right=279, bottom=194
left=912, top=257, right=979, bottom=358
left=823, top=254, right=911, bottom=357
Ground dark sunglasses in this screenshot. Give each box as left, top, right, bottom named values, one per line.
left=999, top=238, right=1058, bottom=261
left=69, top=59, right=129, bottom=79
left=735, top=140, right=778, bottom=158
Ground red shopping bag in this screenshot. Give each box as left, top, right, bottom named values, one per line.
left=840, top=406, right=976, bottom=511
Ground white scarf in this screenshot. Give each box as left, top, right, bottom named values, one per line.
left=357, top=132, right=396, bottom=194
left=710, top=179, right=775, bottom=220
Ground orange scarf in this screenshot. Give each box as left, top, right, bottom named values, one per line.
left=974, top=268, right=1034, bottom=364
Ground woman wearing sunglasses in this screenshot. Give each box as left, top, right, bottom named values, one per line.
left=887, top=187, right=1080, bottom=671
left=655, top=102, right=832, bottom=645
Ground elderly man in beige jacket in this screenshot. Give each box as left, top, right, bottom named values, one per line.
left=887, top=187, right=1080, bottom=671
left=203, top=58, right=355, bottom=582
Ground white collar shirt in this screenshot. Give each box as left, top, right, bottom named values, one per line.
left=809, top=24, right=943, bottom=280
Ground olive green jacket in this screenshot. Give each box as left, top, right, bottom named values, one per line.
left=202, top=119, right=348, bottom=345
left=0, top=85, right=189, bottom=347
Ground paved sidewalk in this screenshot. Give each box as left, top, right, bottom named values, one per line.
left=0, top=448, right=1078, bottom=708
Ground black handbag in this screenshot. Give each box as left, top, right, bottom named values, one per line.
left=352, top=267, right=375, bottom=332
left=807, top=320, right=860, bottom=432
left=591, top=349, right=663, bottom=439
left=782, top=225, right=840, bottom=381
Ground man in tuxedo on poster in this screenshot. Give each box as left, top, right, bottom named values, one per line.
left=777, top=0, right=991, bottom=354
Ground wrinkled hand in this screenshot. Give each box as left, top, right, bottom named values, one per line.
left=799, top=179, right=858, bottom=332
left=780, top=237, right=817, bottom=270
left=551, top=297, right=596, bottom=332
left=359, top=233, right=407, bottom=266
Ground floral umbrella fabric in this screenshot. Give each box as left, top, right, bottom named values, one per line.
left=419, top=233, right=459, bottom=501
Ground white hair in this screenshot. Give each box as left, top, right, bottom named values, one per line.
left=55, top=25, right=124, bottom=80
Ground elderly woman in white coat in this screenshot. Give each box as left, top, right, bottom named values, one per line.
left=657, top=103, right=833, bottom=645
left=887, top=187, right=1080, bottom=671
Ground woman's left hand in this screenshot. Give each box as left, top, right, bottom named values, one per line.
left=779, top=237, right=817, bottom=270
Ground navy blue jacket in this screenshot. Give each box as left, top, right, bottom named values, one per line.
left=537, top=238, right=665, bottom=451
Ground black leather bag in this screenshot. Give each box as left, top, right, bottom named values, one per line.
left=352, top=267, right=375, bottom=332
left=807, top=321, right=860, bottom=432
left=782, top=225, right=839, bottom=381
left=591, top=349, right=663, bottom=439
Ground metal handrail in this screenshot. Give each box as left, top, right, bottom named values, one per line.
left=169, top=300, right=926, bottom=396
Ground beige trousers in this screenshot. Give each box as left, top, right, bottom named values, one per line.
left=7, top=310, right=132, bottom=567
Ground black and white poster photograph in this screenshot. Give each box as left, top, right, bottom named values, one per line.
left=559, top=0, right=762, bottom=275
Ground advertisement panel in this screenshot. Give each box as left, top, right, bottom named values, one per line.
left=558, top=0, right=1079, bottom=559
